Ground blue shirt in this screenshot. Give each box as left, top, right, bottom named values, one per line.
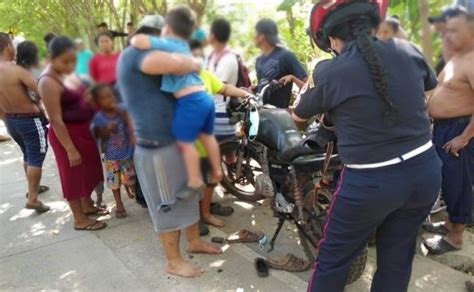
left=92, top=107, right=133, bottom=161
left=149, top=37, right=203, bottom=93
left=118, top=47, right=175, bottom=144
left=256, top=47, right=308, bottom=108
left=294, top=39, right=438, bottom=165
left=76, top=49, right=93, bottom=77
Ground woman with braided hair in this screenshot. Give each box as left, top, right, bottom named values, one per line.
left=293, top=1, right=442, bottom=291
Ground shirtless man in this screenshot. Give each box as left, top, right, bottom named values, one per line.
left=0, top=33, right=50, bottom=213
left=424, top=12, right=474, bottom=255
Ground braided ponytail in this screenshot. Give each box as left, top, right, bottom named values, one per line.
left=330, top=17, right=398, bottom=126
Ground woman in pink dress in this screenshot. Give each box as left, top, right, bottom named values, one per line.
left=39, top=36, right=108, bottom=231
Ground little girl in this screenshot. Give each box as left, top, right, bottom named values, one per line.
left=90, top=84, right=136, bottom=219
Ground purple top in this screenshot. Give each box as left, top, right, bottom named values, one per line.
left=42, top=74, right=94, bottom=124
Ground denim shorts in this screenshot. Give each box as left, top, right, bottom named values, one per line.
left=4, top=113, right=48, bottom=167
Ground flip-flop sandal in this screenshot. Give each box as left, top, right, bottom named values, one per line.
left=25, top=201, right=51, bottom=214
left=254, top=257, right=269, bottom=278
left=226, top=229, right=264, bottom=244
left=422, top=222, right=449, bottom=236
left=266, top=254, right=311, bottom=272
left=74, top=221, right=107, bottom=231
left=210, top=203, right=234, bottom=217
left=95, top=201, right=107, bottom=209
left=423, top=237, right=461, bottom=255
left=211, top=237, right=225, bottom=244
left=25, top=185, right=50, bottom=198
left=85, top=208, right=110, bottom=216
left=115, top=209, right=127, bottom=219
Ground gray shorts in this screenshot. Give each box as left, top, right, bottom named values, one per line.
left=134, top=143, right=199, bottom=233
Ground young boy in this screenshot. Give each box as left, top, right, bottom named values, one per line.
left=90, top=84, right=136, bottom=219
left=131, top=6, right=222, bottom=199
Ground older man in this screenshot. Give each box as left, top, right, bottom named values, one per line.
left=424, top=11, right=474, bottom=255
left=118, top=15, right=221, bottom=278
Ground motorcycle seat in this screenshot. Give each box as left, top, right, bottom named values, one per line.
left=279, top=145, right=322, bottom=163
left=292, top=153, right=340, bottom=171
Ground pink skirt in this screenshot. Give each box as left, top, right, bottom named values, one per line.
left=48, top=123, right=103, bottom=201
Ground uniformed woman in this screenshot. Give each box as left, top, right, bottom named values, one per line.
left=292, top=1, right=442, bottom=291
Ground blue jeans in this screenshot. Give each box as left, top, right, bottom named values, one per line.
left=308, top=147, right=441, bottom=292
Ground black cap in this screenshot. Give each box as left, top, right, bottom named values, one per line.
left=428, top=5, right=467, bottom=24
left=256, top=19, right=281, bottom=46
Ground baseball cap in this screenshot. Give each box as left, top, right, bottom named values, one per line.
left=138, top=15, right=165, bottom=30
left=428, top=5, right=467, bottom=24
left=74, top=38, right=84, bottom=44
left=256, top=19, right=281, bottom=46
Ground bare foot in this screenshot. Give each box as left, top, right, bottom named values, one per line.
left=203, top=215, right=225, bottom=228
left=166, top=259, right=204, bottom=278
left=187, top=240, right=223, bottom=254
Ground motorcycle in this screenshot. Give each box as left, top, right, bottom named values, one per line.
left=221, top=91, right=367, bottom=285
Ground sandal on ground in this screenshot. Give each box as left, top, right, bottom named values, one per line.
left=210, top=203, right=234, bottom=217
left=211, top=237, right=225, bottom=244
left=423, top=237, right=461, bottom=255
left=25, top=201, right=51, bottom=214
left=226, top=229, right=264, bottom=244
left=422, top=222, right=449, bottom=236
left=254, top=257, right=269, bottom=278
left=115, top=209, right=127, bottom=219
left=266, top=254, right=311, bottom=272
left=25, top=185, right=50, bottom=198
left=74, top=220, right=107, bottom=231
left=85, top=207, right=110, bottom=216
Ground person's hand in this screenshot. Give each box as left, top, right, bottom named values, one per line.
left=106, top=122, right=118, bottom=133
left=192, top=57, right=204, bottom=73
left=279, top=75, right=295, bottom=86
left=443, top=135, right=469, bottom=157
left=67, top=148, right=82, bottom=167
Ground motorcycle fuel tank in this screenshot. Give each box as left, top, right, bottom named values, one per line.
left=257, top=108, right=303, bottom=153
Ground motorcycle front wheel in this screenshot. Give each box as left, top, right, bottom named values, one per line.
left=219, top=140, right=265, bottom=202
left=298, top=189, right=367, bottom=285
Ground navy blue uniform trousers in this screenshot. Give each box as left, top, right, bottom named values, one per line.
left=433, top=117, right=474, bottom=225
left=308, top=147, right=441, bottom=292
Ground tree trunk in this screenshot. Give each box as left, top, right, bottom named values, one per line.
left=418, top=0, right=434, bottom=65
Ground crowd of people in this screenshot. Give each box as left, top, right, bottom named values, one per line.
left=0, top=0, right=473, bottom=291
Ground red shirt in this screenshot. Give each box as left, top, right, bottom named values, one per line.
left=89, top=52, right=120, bottom=84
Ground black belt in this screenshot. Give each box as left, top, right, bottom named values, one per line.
left=136, top=138, right=173, bottom=150
left=434, top=116, right=471, bottom=125
left=4, top=112, right=44, bottom=119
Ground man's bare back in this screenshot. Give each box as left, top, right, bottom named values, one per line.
left=429, top=50, right=474, bottom=119
left=0, top=62, right=39, bottom=114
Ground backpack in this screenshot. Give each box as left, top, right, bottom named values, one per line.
left=209, top=50, right=251, bottom=89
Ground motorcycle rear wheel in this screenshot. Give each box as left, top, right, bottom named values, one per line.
left=298, top=189, right=367, bottom=285
left=219, top=140, right=265, bottom=202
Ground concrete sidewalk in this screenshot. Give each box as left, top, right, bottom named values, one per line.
left=0, top=126, right=472, bottom=291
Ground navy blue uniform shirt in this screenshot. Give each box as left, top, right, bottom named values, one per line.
left=256, top=47, right=308, bottom=108
left=294, top=39, right=438, bottom=164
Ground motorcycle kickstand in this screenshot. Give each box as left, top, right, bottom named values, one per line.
left=268, top=217, right=286, bottom=252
